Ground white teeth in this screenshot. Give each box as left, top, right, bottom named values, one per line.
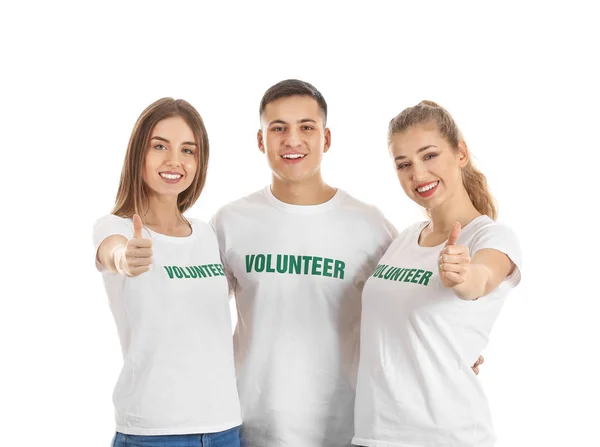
left=417, top=181, right=439, bottom=192
left=282, top=154, right=305, bottom=159
left=160, top=173, right=182, bottom=180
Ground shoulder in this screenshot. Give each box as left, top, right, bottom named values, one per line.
left=464, top=216, right=522, bottom=269
left=337, top=191, right=400, bottom=243
left=92, top=214, right=133, bottom=248
left=93, top=214, right=131, bottom=229
left=93, top=214, right=133, bottom=236
left=182, top=217, right=221, bottom=253
left=338, top=191, right=396, bottom=229
left=210, top=188, right=267, bottom=229
left=390, top=220, right=427, bottom=246
left=187, top=217, right=213, bottom=235
left=466, top=216, right=520, bottom=245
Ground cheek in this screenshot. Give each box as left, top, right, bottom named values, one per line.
left=144, top=151, right=162, bottom=168
left=435, top=155, right=460, bottom=178
left=440, top=163, right=462, bottom=185
left=311, top=133, right=322, bottom=146
left=264, top=135, right=280, bottom=152
left=142, top=154, right=156, bottom=180
left=185, top=158, right=198, bottom=174
left=396, top=172, right=413, bottom=194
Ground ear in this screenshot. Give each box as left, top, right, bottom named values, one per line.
left=257, top=129, right=265, bottom=154
left=457, top=140, right=469, bottom=168
left=323, top=127, right=332, bottom=154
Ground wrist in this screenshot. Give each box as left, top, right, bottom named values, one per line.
left=112, top=245, right=132, bottom=277
left=452, top=265, right=482, bottom=300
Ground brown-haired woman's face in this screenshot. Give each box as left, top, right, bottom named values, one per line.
left=143, top=116, right=198, bottom=198
left=389, top=123, right=467, bottom=210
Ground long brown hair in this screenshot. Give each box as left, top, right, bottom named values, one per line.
left=112, top=98, right=209, bottom=218
left=388, top=100, right=497, bottom=220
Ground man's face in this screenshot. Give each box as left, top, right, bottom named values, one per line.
left=258, top=95, right=330, bottom=184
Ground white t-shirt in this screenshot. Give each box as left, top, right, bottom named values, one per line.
left=210, top=186, right=397, bottom=447
left=93, top=215, right=241, bottom=436
left=353, top=215, right=522, bottom=447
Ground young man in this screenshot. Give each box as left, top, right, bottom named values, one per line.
left=210, top=80, right=396, bottom=446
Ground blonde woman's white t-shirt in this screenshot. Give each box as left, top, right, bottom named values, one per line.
left=353, top=215, right=522, bottom=447
left=93, top=215, right=241, bottom=435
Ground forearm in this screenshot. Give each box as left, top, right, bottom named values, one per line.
left=452, top=263, right=492, bottom=300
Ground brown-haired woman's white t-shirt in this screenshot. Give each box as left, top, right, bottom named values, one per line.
left=93, top=215, right=241, bottom=435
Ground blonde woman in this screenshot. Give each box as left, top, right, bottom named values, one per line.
left=353, top=101, right=521, bottom=447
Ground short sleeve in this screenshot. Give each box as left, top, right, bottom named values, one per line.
left=209, top=211, right=237, bottom=298
left=374, top=207, right=399, bottom=253
left=383, top=215, right=400, bottom=241
left=470, top=222, right=522, bottom=287
left=92, top=214, right=133, bottom=272
left=353, top=209, right=401, bottom=293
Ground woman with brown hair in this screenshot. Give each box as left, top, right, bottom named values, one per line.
left=93, top=98, right=241, bottom=447
left=352, top=101, right=522, bottom=447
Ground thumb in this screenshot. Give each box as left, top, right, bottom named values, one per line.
left=132, top=214, right=143, bottom=239
left=445, top=222, right=461, bottom=246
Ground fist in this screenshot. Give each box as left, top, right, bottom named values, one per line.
left=438, top=222, right=471, bottom=288
left=115, top=214, right=153, bottom=277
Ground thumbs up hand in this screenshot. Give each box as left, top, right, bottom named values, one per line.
left=438, top=222, right=471, bottom=289
left=114, top=214, right=153, bottom=277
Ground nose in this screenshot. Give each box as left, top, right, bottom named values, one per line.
left=412, top=162, right=428, bottom=182
left=284, top=128, right=302, bottom=148
left=165, top=150, right=182, bottom=167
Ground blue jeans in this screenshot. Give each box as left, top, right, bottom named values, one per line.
left=112, top=426, right=241, bottom=447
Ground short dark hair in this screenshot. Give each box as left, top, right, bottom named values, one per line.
left=259, top=79, right=328, bottom=125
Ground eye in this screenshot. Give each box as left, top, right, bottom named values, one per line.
left=271, top=126, right=284, bottom=132
left=424, top=153, right=438, bottom=161
left=183, top=148, right=194, bottom=155
left=396, top=162, right=410, bottom=170
left=302, top=125, right=314, bottom=131
left=154, top=144, right=167, bottom=150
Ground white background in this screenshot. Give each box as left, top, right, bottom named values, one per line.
left=1, top=1, right=598, bottom=445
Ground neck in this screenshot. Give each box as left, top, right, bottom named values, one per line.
left=429, top=187, right=481, bottom=234
left=270, top=172, right=336, bottom=205
left=142, top=194, right=186, bottom=228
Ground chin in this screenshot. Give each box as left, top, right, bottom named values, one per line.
left=409, top=195, right=433, bottom=210
left=150, top=186, right=186, bottom=198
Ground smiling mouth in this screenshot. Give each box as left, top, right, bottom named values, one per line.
left=159, top=172, right=183, bottom=182
left=281, top=154, right=306, bottom=160
left=416, top=181, right=439, bottom=192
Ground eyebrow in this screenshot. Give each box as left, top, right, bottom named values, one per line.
left=151, top=136, right=197, bottom=146
left=394, top=145, right=437, bottom=161
left=268, top=118, right=318, bottom=126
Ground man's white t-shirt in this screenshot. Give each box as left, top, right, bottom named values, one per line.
left=93, top=215, right=241, bottom=436
left=210, top=186, right=397, bottom=447
left=353, top=215, right=522, bottom=447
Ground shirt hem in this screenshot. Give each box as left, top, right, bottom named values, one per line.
left=116, top=418, right=242, bottom=436
left=352, top=437, right=420, bottom=447
left=352, top=436, right=494, bottom=447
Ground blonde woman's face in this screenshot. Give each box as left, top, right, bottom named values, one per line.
left=388, top=123, right=467, bottom=210
left=143, top=116, right=198, bottom=198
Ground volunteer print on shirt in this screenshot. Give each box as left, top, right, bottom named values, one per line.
left=211, top=186, right=397, bottom=447
left=353, top=215, right=522, bottom=447
left=93, top=215, right=241, bottom=436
